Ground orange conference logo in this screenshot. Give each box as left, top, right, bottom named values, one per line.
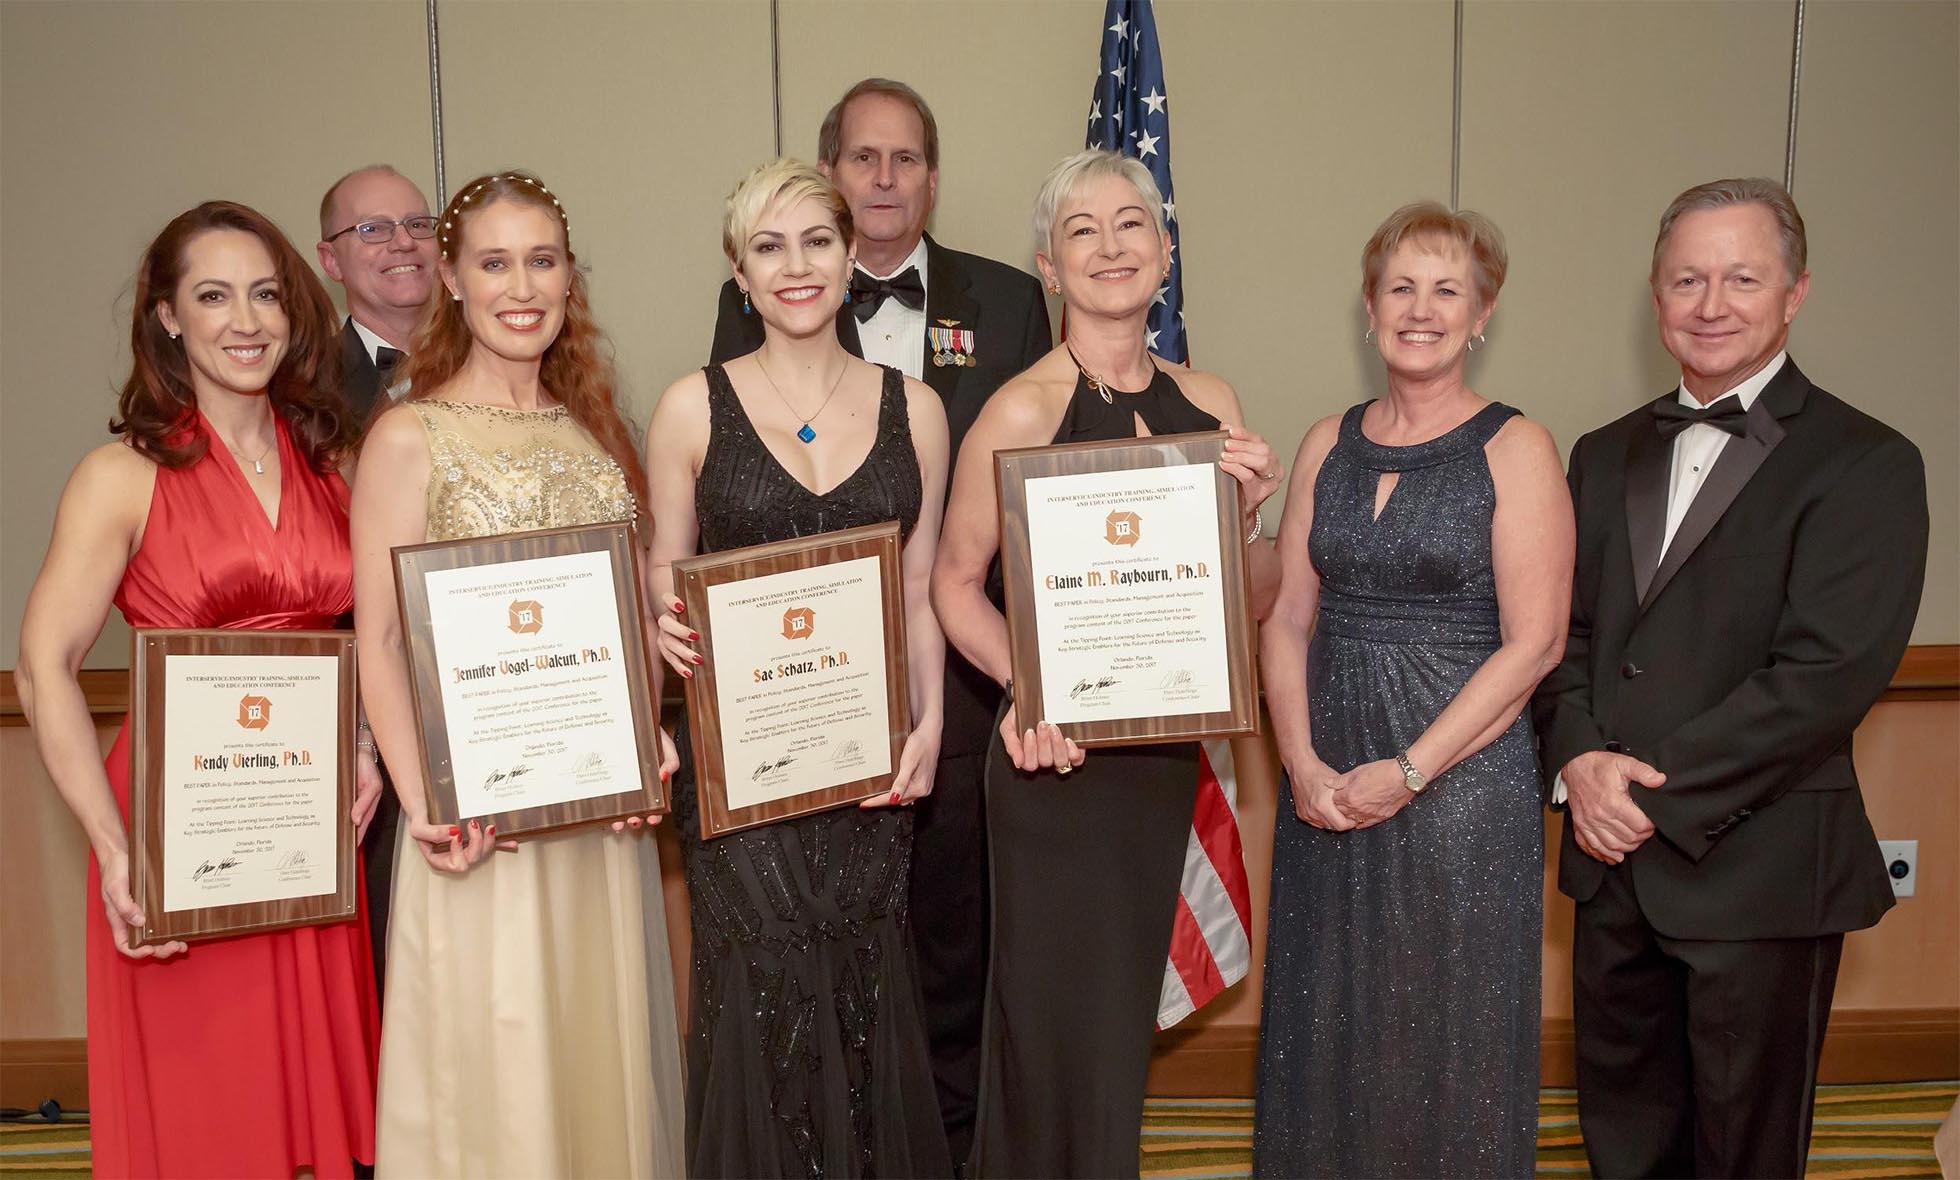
left=1105, top=509, right=1142, bottom=547
left=782, top=606, right=816, bottom=640
left=508, top=599, right=544, bottom=635
left=237, top=694, right=272, bottom=730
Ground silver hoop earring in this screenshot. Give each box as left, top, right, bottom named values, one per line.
left=1468, top=332, right=1487, bottom=352
left=1363, top=327, right=1376, bottom=345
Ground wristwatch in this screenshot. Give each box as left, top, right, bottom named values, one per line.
left=1395, top=750, right=1429, bottom=794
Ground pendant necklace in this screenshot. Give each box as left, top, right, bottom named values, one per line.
left=1065, top=342, right=1118, bottom=405
left=756, top=354, right=849, bottom=444
left=213, top=425, right=275, bottom=474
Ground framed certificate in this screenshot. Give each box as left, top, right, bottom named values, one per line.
left=996, top=430, right=1259, bottom=747
left=393, top=522, right=667, bottom=840
left=673, top=521, right=909, bottom=839
left=128, top=629, right=357, bottom=946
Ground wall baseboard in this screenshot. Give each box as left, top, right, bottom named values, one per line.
left=1143, top=1007, right=1960, bottom=1098
left=0, top=1037, right=86, bottom=1112
left=7, top=1009, right=1954, bottom=1112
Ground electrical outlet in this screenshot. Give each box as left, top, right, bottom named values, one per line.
left=1878, top=840, right=1917, bottom=898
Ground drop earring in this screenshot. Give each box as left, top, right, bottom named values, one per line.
left=1363, top=327, right=1376, bottom=345
left=742, top=290, right=751, bottom=315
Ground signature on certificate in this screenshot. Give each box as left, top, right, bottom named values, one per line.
left=1156, top=668, right=1196, bottom=690
left=1070, top=675, right=1119, bottom=700
left=830, top=739, right=863, bottom=764
left=276, top=849, right=309, bottom=870
left=751, top=755, right=797, bottom=781
left=192, top=856, right=243, bottom=882
left=482, top=763, right=534, bottom=790
left=573, top=751, right=606, bottom=775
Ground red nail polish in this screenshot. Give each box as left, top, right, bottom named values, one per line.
left=448, top=825, right=460, bottom=837
left=687, top=630, right=699, bottom=642
left=891, top=790, right=902, bottom=803
left=681, top=667, right=694, bottom=679
left=672, top=601, right=685, bottom=614
left=691, top=652, right=704, bottom=664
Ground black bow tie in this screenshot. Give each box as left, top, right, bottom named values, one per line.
left=375, top=346, right=406, bottom=385
left=1651, top=396, right=1749, bottom=440
left=848, top=266, right=924, bottom=322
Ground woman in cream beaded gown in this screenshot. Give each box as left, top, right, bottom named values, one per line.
left=350, top=172, right=684, bottom=1178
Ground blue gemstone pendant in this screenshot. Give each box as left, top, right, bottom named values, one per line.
left=796, top=423, right=817, bottom=444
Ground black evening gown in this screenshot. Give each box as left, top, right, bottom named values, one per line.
left=1253, top=401, right=1542, bottom=1178
left=675, top=363, right=952, bottom=1179
left=969, top=368, right=1211, bottom=1179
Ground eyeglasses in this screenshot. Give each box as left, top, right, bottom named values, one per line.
left=325, top=215, right=439, bottom=245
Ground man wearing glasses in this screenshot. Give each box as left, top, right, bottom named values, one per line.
left=315, top=165, right=436, bottom=1003
left=316, top=165, right=437, bottom=422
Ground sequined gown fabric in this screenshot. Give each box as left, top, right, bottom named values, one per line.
left=89, top=416, right=379, bottom=1178
left=1253, top=401, right=1542, bottom=1177
left=672, top=364, right=950, bottom=1179
left=374, top=402, right=685, bottom=1179
left=969, top=369, right=1209, bottom=1179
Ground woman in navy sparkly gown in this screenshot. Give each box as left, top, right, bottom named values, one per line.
left=1253, top=202, right=1574, bottom=1177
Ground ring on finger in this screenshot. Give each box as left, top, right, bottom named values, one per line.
left=1056, top=764, right=1073, bottom=776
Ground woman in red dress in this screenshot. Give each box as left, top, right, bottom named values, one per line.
left=14, top=202, right=383, bottom=1178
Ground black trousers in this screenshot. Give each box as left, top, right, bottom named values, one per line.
left=910, top=747, right=989, bottom=1165
left=359, top=783, right=399, bottom=1002
left=1573, top=863, right=1843, bottom=1179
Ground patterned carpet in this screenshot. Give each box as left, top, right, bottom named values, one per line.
left=2, top=1083, right=1953, bottom=1178
left=1138, top=1083, right=1956, bottom=1179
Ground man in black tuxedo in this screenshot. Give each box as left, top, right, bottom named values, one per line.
left=315, top=164, right=438, bottom=997
left=316, top=165, right=436, bottom=422
left=1534, top=178, right=1927, bottom=1178
left=710, top=78, right=1050, bottom=1162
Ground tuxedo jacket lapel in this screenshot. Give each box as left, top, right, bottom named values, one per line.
left=834, top=304, right=864, bottom=359
left=1638, top=362, right=1809, bottom=610
left=1624, top=406, right=1670, bottom=604
left=920, top=236, right=976, bottom=403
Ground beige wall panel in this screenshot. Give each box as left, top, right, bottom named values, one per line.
left=771, top=0, right=1085, bottom=311
left=1158, top=0, right=1455, bottom=494
left=773, top=0, right=1454, bottom=525
left=0, top=723, right=111, bottom=1040
left=1457, top=1, right=1790, bottom=459
left=0, top=1, right=434, bottom=670
left=1790, top=0, right=1958, bottom=643
left=434, top=0, right=774, bottom=427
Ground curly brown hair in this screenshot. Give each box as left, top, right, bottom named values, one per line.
left=111, top=201, right=349, bottom=471
left=397, top=171, right=648, bottom=528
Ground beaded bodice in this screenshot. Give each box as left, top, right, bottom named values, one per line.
left=410, top=401, right=633, bottom=542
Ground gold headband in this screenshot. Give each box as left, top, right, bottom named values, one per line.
left=438, top=173, right=569, bottom=258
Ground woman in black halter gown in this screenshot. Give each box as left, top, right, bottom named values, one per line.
left=931, top=150, right=1283, bottom=1179
left=644, top=160, right=953, bottom=1178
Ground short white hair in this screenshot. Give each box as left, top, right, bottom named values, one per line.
left=1030, top=149, right=1167, bottom=259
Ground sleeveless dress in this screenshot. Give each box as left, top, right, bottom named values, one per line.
left=672, top=364, right=950, bottom=1179
left=374, top=402, right=685, bottom=1179
left=1253, top=401, right=1542, bottom=1177
left=89, top=414, right=379, bottom=1178
left=969, top=368, right=1210, bottom=1179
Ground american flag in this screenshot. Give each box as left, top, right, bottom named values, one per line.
left=1086, top=0, right=1186, bottom=363
left=1083, top=0, right=1253, bottom=1030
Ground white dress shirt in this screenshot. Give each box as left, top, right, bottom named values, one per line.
left=854, top=237, right=929, bottom=380
left=1551, top=352, right=1785, bottom=804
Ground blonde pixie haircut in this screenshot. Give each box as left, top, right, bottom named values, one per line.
left=721, top=158, right=855, bottom=266
left=1360, top=201, right=1509, bottom=309
left=1030, top=149, right=1167, bottom=259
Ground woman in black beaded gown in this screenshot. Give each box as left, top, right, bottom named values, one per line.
left=643, top=160, right=952, bottom=1178
left=1252, top=203, right=1573, bottom=1177
left=932, top=150, right=1283, bottom=1179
